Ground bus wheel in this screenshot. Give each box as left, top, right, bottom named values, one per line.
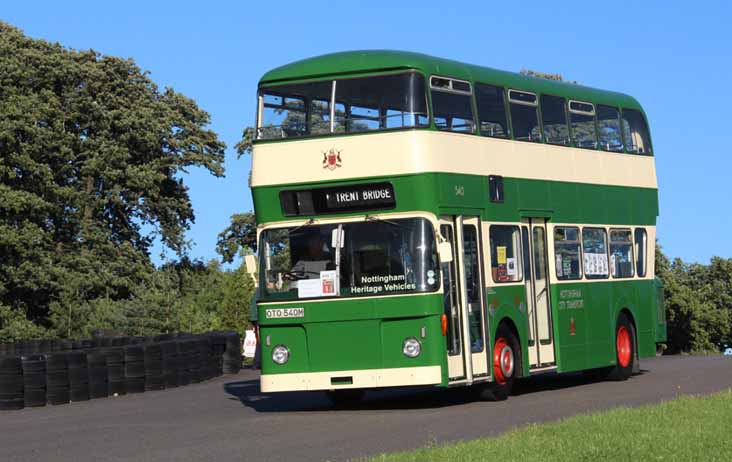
left=326, top=389, right=365, bottom=407
left=479, top=324, right=519, bottom=401
left=609, top=313, right=635, bottom=381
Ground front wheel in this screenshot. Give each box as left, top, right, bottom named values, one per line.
left=478, top=324, right=520, bottom=401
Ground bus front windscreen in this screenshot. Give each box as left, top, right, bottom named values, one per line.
left=257, top=72, right=428, bottom=140
left=260, top=218, right=439, bottom=300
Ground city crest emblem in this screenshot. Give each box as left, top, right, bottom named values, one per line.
left=322, top=148, right=342, bottom=170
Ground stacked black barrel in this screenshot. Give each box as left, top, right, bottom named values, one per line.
left=22, top=355, right=46, bottom=407
left=45, top=353, right=70, bottom=405
left=0, top=356, right=24, bottom=410
left=0, top=331, right=243, bottom=411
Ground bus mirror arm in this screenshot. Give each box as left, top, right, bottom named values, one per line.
left=438, top=241, right=453, bottom=263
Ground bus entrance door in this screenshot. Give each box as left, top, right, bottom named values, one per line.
left=440, top=216, right=488, bottom=383
left=522, top=218, right=556, bottom=369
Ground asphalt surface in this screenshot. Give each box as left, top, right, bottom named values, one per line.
left=1, top=355, right=731, bottom=462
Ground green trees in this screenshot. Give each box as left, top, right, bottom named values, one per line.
left=0, top=22, right=236, bottom=339
left=656, top=244, right=732, bottom=353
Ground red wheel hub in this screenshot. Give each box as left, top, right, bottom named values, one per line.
left=493, top=337, right=514, bottom=384
left=617, top=325, right=632, bottom=368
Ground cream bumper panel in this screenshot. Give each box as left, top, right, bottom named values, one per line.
left=260, top=365, right=442, bottom=392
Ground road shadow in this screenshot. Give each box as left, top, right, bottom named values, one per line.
left=223, top=368, right=649, bottom=413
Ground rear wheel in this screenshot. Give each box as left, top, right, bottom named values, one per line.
left=608, top=313, right=635, bottom=381
left=478, top=323, right=519, bottom=401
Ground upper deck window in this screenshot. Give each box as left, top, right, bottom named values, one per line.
left=475, top=83, right=509, bottom=138
left=508, top=90, right=541, bottom=142
left=597, top=105, right=623, bottom=152
left=430, top=76, right=475, bottom=133
left=569, top=100, right=597, bottom=149
left=621, top=109, right=653, bottom=154
left=257, top=72, right=428, bottom=140
left=540, top=95, right=569, bottom=145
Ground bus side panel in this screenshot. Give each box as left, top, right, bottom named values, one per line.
left=487, top=285, right=531, bottom=378
left=551, top=284, right=587, bottom=373
left=584, top=281, right=613, bottom=369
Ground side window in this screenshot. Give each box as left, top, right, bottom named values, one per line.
left=475, top=83, right=508, bottom=138
left=610, top=229, right=635, bottom=278
left=622, top=109, right=653, bottom=154
left=569, top=100, right=597, bottom=149
left=489, top=225, right=522, bottom=283
left=582, top=228, right=609, bottom=279
left=431, top=77, right=474, bottom=133
left=634, top=228, right=648, bottom=277
left=540, top=95, right=569, bottom=145
left=508, top=90, right=541, bottom=142
left=597, top=105, right=623, bottom=152
left=554, top=227, right=582, bottom=280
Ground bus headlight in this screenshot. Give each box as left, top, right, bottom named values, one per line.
left=402, top=337, right=422, bottom=358
left=272, top=345, right=290, bottom=364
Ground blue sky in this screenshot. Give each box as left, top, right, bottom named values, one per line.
left=4, top=0, right=731, bottom=265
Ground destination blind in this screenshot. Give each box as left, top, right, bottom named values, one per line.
left=280, top=182, right=396, bottom=216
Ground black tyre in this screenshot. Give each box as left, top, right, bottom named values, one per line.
left=478, top=323, right=520, bottom=401
left=0, top=398, right=24, bottom=410
left=47, top=388, right=70, bottom=405
left=24, top=388, right=46, bottom=407
left=608, top=313, right=636, bottom=381
left=126, top=377, right=145, bottom=394
left=108, top=381, right=126, bottom=396
left=70, top=385, right=90, bottom=402
left=0, top=356, right=22, bottom=375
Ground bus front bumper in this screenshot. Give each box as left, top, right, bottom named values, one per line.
left=260, top=365, right=442, bottom=392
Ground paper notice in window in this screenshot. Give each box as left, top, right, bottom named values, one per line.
left=555, top=254, right=563, bottom=277
left=320, top=270, right=337, bottom=296
left=584, top=253, right=609, bottom=276
left=297, top=279, right=322, bottom=298
left=506, top=257, right=517, bottom=276
left=497, top=246, right=507, bottom=264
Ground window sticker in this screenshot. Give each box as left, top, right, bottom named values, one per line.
left=556, top=254, right=563, bottom=277
left=497, top=246, right=507, bottom=264
left=320, top=270, right=338, bottom=296
left=584, top=253, right=609, bottom=276
left=297, top=279, right=323, bottom=298
left=506, top=257, right=517, bottom=276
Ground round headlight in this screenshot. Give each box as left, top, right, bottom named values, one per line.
left=272, top=344, right=290, bottom=364
left=402, top=337, right=422, bottom=358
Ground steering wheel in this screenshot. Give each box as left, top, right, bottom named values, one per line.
left=282, top=270, right=307, bottom=281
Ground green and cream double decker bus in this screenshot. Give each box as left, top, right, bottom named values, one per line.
left=251, top=50, right=666, bottom=402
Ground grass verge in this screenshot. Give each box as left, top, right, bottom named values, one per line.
left=370, top=389, right=732, bottom=462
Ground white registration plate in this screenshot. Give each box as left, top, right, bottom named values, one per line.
left=265, top=307, right=305, bottom=319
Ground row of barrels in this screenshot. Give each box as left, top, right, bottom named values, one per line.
left=0, top=332, right=242, bottom=411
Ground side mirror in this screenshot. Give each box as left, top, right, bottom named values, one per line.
left=244, top=254, right=258, bottom=286
left=438, top=241, right=453, bottom=263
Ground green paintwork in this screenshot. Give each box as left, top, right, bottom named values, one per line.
left=259, top=50, right=643, bottom=113
left=253, top=173, right=658, bottom=227
left=259, top=294, right=446, bottom=376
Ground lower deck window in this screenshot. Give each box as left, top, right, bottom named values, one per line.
left=554, top=227, right=582, bottom=280
left=610, top=229, right=635, bottom=278
left=489, top=225, right=522, bottom=283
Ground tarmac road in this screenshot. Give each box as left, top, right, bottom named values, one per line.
left=1, top=355, right=731, bottom=462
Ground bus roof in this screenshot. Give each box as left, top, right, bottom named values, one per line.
left=259, top=50, right=643, bottom=111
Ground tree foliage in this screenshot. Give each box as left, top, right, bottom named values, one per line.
left=0, top=22, right=226, bottom=334
left=656, top=244, right=732, bottom=353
